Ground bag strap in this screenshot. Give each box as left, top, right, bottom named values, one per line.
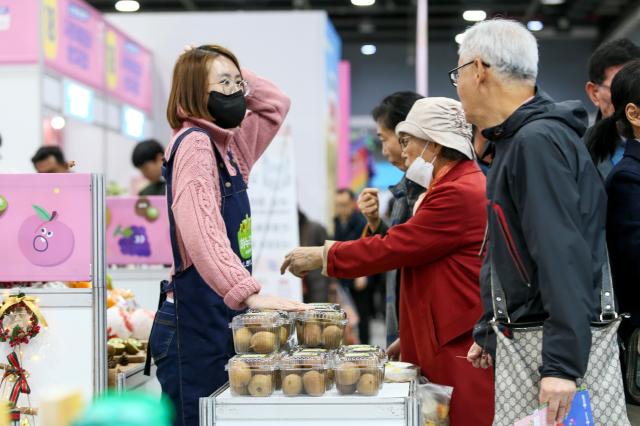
left=600, top=246, right=617, bottom=320
left=490, top=245, right=618, bottom=323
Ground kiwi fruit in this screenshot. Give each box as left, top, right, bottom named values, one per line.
left=336, top=362, right=361, bottom=386
left=111, top=343, right=125, bottom=356
left=282, top=373, right=303, bottom=396
left=124, top=340, right=140, bottom=355
left=279, top=326, right=289, bottom=346
left=302, top=371, right=325, bottom=397
left=296, top=322, right=304, bottom=340
left=248, top=374, right=273, bottom=397
left=230, top=384, right=249, bottom=396
left=356, top=373, right=378, bottom=396
left=303, top=323, right=322, bottom=347
left=250, top=331, right=277, bottom=354
left=135, top=198, right=151, bottom=216
left=107, top=344, right=116, bottom=356
left=229, top=361, right=252, bottom=387
left=336, top=382, right=357, bottom=395
left=322, top=325, right=343, bottom=349
left=234, top=327, right=253, bottom=353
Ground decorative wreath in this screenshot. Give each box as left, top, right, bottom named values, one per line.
left=0, top=295, right=46, bottom=347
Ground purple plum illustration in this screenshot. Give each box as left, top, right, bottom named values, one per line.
left=18, top=205, right=75, bottom=266
left=116, top=225, right=151, bottom=257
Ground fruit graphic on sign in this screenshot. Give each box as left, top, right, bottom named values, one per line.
left=0, top=195, right=8, bottom=216
left=18, top=205, right=75, bottom=267
left=134, top=197, right=160, bottom=223
left=115, top=225, right=151, bottom=257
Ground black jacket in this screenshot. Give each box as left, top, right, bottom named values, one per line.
left=474, top=91, right=607, bottom=380
left=606, top=140, right=640, bottom=336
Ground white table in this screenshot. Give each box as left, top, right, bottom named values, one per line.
left=200, top=382, right=418, bottom=426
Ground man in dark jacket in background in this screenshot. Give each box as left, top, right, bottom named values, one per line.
left=298, top=209, right=330, bottom=303
left=333, top=188, right=370, bottom=343
left=455, top=19, right=607, bottom=424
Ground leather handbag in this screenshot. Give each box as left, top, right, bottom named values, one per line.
left=489, top=252, right=630, bottom=426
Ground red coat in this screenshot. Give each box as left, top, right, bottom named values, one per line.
left=327, top=160, right=494, bottom=426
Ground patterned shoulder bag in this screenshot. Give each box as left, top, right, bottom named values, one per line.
left=489, top=250, right=630, bottom=426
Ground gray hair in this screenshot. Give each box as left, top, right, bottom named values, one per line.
left=458, top=19, right=538, bottom=84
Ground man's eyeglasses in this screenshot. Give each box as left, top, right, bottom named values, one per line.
left=448, top=60, right=491, bottom=87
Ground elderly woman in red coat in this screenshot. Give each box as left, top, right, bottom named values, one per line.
left=282, top=97, right=494, bottom=425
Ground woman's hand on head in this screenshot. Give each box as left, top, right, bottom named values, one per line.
left=245, top=293, right=308, bottom=312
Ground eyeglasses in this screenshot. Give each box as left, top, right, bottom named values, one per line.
left=213, top=79, right=250, bottom=96
left=448, top=60, right=491, bottom=87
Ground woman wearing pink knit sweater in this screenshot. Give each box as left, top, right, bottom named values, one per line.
left=147, top=45, right=306, bottom=426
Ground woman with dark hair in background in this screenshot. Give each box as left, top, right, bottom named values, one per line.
left=588, top=59, right=640, bottom=403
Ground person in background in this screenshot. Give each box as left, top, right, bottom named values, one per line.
left=585, top=38, right=640, bottom=178
left=282, top=97, right=494, bottom=425
left=132, top=139, right=167, bottom=196
left=31, top=146, right=74, bottom=173
left=455, top=20, right=607, bottom=424
left=298, top=209, right=330, bottom=303
left=147, top=45, right=306, bottom=426
left=357, top=91, right=424, bottom=347
left=589, top=60, right=640, bottom=401
left=333, top=188, right=371, bottom=342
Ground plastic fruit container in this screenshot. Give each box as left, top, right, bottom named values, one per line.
left=306, top=303, right=341, bottom=311
left=340, top=345, right=388, bottom=363
left=295, top=309, right=347, bottom=350
left=230, top=312, right=283, bottom=354
left=294, top=349, right=335, bottom=391
left=279, top=350, right=331, bottom=397
left=226, top=354, right=279, bottom=397
left=248, top=309, right=296, bottom=348
left=384, top=361, right=419, bottom=383
left=334, top=352, right=385, bottom=396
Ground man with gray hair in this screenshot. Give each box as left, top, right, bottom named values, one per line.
left=455, top=19, right=608, bottom=424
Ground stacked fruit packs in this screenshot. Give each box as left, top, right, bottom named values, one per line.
left=226, top=304, right=387, bottom=398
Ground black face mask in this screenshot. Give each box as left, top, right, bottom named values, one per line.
left=207, top=90, right=247, bottom=129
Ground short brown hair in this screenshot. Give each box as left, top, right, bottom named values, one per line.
left=166, top=45, right=241, bottom=129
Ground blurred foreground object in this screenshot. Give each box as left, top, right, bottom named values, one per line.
left=74, top=392, right=172, bottom=426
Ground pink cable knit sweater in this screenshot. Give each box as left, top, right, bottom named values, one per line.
left=166, top=69, right=291, bottom=310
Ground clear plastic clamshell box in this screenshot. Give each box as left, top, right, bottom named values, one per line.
left=247, top=309, right=295, bottom=348
left=279, top=350, right=332, bottom=397
left=226, top=354, right=279, bottom=397
left=229, top=312, right=284, bottom=354
left=334, top=352, right=385, bottom=396
left=306, top=303, right=341, bottom=311
left=340, top=345, right=388, bottom=363
left=295, top=308, right=347, bottom=350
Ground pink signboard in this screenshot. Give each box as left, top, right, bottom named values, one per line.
left=106, top=196, right=172, bottom=265
left=0, top=174, right=92, bottom=282
left=338, top=61, right=352, bottom=188
left=42, top=0, right=104, bottom=90
left=105, top=24, right=153, bottom=113
left=0, top=1, right=39, bottom=63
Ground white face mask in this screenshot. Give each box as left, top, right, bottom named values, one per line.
left=406, top=142, right=436, bottom=188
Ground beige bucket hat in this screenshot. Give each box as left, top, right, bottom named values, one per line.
left=395, top=97, right=474, bottom=160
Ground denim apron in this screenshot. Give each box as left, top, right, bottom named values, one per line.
left=146, top=128, right=252, bottom=426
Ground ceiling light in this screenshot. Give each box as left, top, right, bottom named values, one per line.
left=527, top=20, right=544, bottom=31
left=115, top=0, right=140, bottom=12
left=50, top=116, right=66, bottom=130
left=462, top=10, right=486, bottom=22
left=455, top=33, right=465, bottom=45
left=361, top=44, right=376, bottom=55
left=351, top=0, right=375, bottom=6
left=541, top=0, right=565, bottom=4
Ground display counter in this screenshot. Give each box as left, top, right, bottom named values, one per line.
left=200, top=381, right=418, bottom=426
left=116, top=363, right=162, bottom=395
